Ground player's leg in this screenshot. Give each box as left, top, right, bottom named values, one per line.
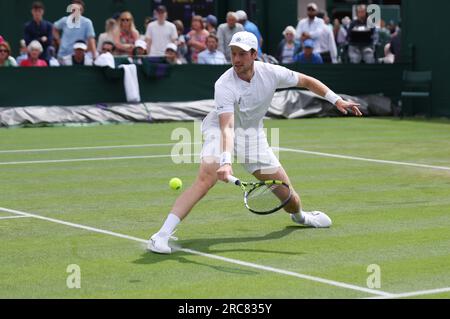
left=148, top=159, right=219, bottom=254
left=252, top=166, right=332, bottom=228
left=252, top=165, right=301, bottom=214
left=171, top=158, right=219, bottom=220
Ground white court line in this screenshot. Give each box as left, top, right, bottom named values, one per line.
left=0, top=143, right=201, bottom=154
left=0, top=206, right=392, bottom=298
left=0, top=215, right=29, bottom=220
left=275, top=147, right=450, bottom=171
left=366, top=287, right=450, bottom=299
left=1, top=141, right=448, bottom=171
left=0, top=154, right=199, bottom=166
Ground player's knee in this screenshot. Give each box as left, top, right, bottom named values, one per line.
left=196, top=173, right=216, bottom=193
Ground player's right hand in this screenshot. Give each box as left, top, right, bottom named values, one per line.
left=217, top=164, right=233, bottom=183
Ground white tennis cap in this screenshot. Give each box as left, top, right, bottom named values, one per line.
left=165, top=43, right=178, bottom=52
left=135, top=39, right=147, bottom=50
left=73, top=41, right=87, bottom=51
left=229, top=31, right=258, bottom=51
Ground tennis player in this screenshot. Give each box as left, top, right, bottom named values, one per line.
left=149, top=31, right=362, bottom=254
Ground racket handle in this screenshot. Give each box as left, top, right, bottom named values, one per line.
left=227, top=175, right=241, bottom=186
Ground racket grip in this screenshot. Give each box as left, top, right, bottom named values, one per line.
left=227, top=175, right=241, bottom=186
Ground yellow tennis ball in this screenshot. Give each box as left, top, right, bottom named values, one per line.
left=169, top=177, right=183, bottom=190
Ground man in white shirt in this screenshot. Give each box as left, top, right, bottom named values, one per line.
left=198, top=34, right=227, bottom=65
left=145, top=5, right=178, bottom=58
left=316, top=12, right=338, bottom=63
left=296, top=2, right=325, bottom=51
left=148, top=32, right=362, bottom=254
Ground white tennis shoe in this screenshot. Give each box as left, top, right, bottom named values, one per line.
left=148, top=231, right=178, bottom=254
left=291, top=211, right=332, bottom=228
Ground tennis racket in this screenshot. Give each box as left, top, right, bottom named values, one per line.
left=227, top=175, right=292, bottom=215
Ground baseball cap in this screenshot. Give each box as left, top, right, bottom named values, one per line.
left=165, top=43, right=178, bottom=52
left=229, top=31, right=258, bottom=51
left=206, top=14, right=217, bottom=26
left=156, top=5, right=167, bottom=13
left=73, top=41, right=87, bottom=51
left=0, top=35, right=4, bottom=43
left=135, top=39, right=147, bottom=50
left=235, top=10, right=247, bottom=21
left=307, top=3, right=318, bottom=11
left=303, top=39, right=314, bottom=48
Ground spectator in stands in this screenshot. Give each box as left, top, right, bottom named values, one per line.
left=217, top=12, right=244, bottom=62
left=205, top=15, right=218, bottom=35
left=61, top=40, right=93, bottom=66
left=235, top=10, right=263, bottom=56
left=187, top=15, right=209, bottom=64
left=47, top=46, right=60, bottom=66
left=97, top=18, right=116, bottom=54
left=0, top=42, right=18, bottom=67
left=316, top=12, right=337, bottom=63
left=173, top=20, right=188, bottom=64
left=333, top=18, right=348, bottom=47
left=295, top=39, right=323, bottom=64
left=24, top=1, right=53, bottom=62
left=347, top=4, right=375, bottom=64
left=20, top=40, right=48, bottom=67
left=377, top=20, right=392, bottom=45
left=100, top=41, right=115, bottom=54
left=113, top=11, right=140, bottom=56
left=387, top=20, right=400, bottom=37
left=53, top=0, right=96, bottom=62
left=142, top=17, right=153, bottom=36
left=296, top=3, right=325, bottom=49
left=165, top=43, right=182, bottom=65
left=145, top=5, right=178, bottom=59
left=128, top=39, right=147, bottom=65
left=389, top=28, right=401, bottom=63
left=277, top=26, right=301, bottom=64
left=16, top=40, right=29, bottom=65
left=198, top=35, right=227, bottom=65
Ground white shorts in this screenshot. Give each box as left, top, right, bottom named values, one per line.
left=200, top=126, right=281, bottom=175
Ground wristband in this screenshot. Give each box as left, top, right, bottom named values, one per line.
left=220, top=152, right=232, bottom=167
left=325, top=90, right=342, bottom=105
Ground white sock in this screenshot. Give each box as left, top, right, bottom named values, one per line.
left=292, top=210, right=306, bottom=224
left=158, top=213, right=181, bottom=235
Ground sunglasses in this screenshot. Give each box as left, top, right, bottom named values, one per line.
left=0, top=49, right=8, bottom=53
left=121, top=18, right=131, bottom=22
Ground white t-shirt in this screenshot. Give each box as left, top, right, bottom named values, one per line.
left=296, top=17, right=325, bottom=51
left=145, top=20, right=178, bottom=57
left=202, top=61, right=299, bottom=133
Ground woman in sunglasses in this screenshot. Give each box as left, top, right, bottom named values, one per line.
left=113, top=11, right=140, bottom=56
left=0, top=42, right=18, bottom=67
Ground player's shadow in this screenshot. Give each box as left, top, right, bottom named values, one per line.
left=133, top=226, right=307, bottom=275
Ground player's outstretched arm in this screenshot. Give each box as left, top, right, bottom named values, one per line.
left=217, top=112, right=235, bottom=182
left=297, top=74, right=363, bottom=116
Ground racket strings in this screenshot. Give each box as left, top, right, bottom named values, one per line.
left=246, top=184, right=290, bottom=213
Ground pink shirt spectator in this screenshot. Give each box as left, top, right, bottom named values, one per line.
left=187, top=29, right=209, bottom=63
left=20, top=58, right=48, bottom=67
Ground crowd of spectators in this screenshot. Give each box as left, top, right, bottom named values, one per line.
left=0, top=1, right=401, bottom=68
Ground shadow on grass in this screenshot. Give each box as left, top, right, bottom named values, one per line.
left=133, top=226, right=309, bottom=275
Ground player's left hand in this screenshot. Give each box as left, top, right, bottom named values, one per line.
left=336, top=99, right=363, bottom=117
